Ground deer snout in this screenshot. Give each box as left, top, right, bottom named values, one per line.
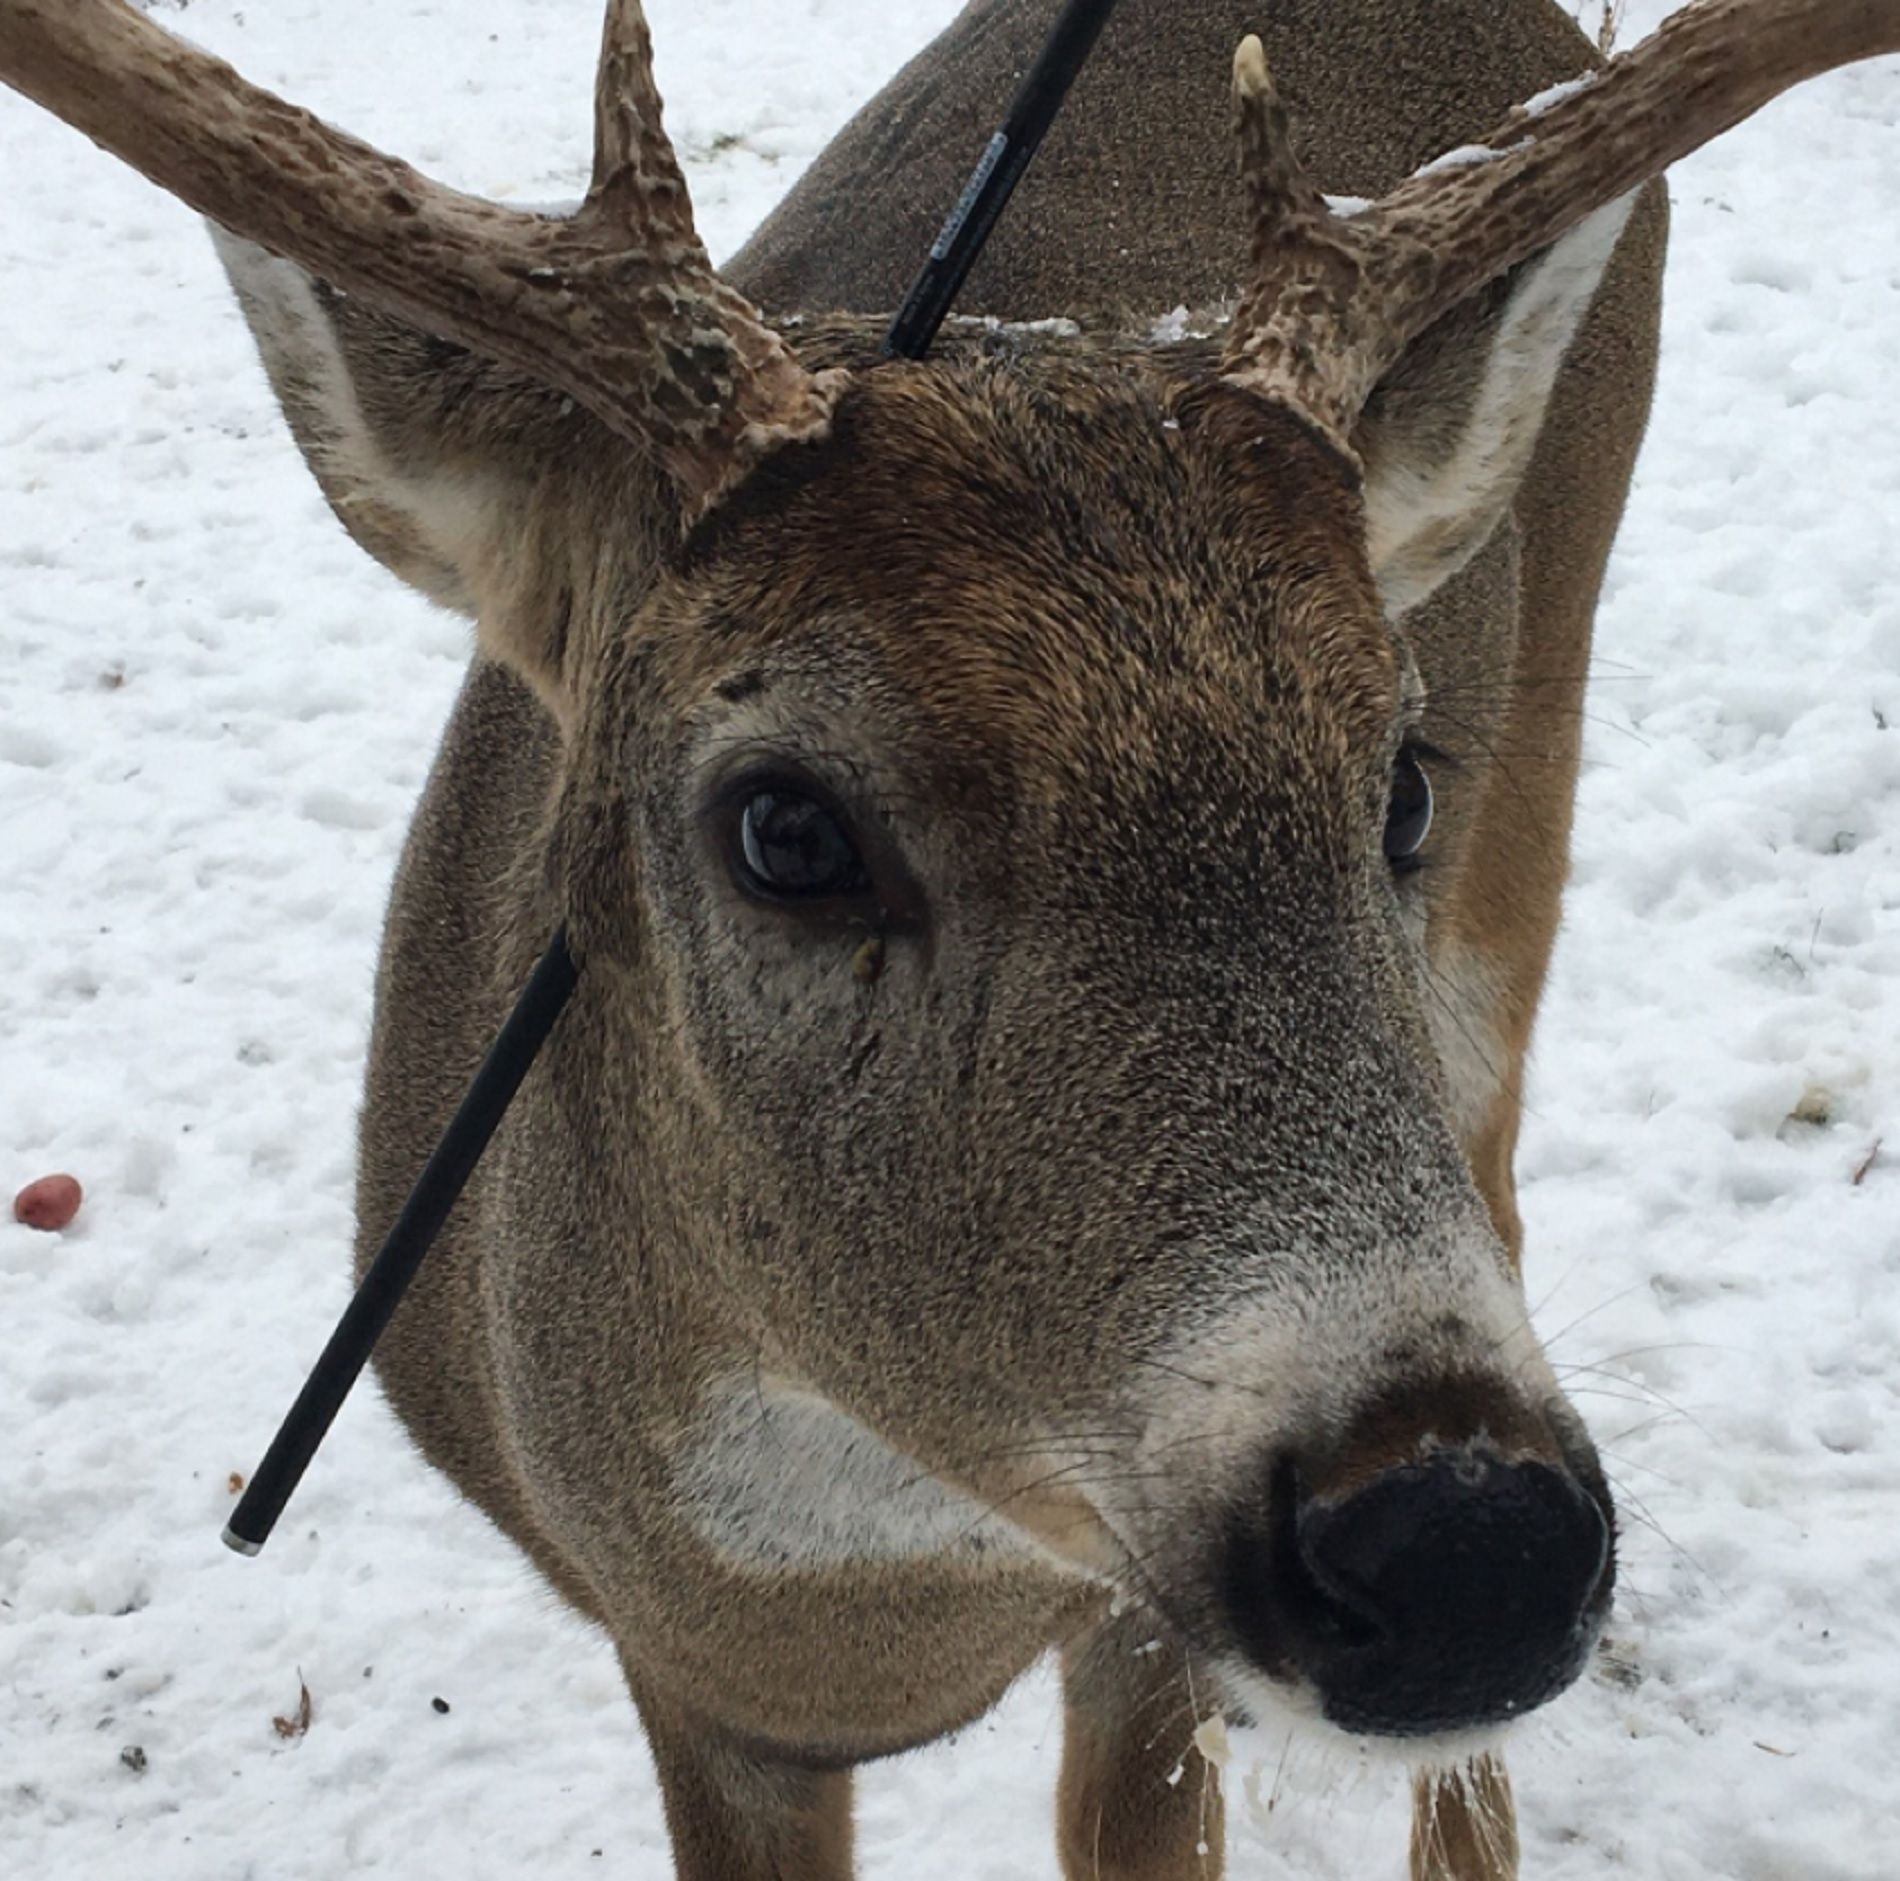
left=1224, top=1434, right=1613, bottom=1738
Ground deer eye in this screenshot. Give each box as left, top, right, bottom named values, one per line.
left=738, top=790, right=869, bottom=900
left=1384, top=749, right=1433, bottom=872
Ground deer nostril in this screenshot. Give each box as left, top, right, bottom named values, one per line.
left=1264, top=1455, right=1388, bottom=1652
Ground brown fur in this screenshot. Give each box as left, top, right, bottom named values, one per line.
left=215, top=2, right=1676, bottom=1876
left=1413, top=1757, right=1522, bottom=1881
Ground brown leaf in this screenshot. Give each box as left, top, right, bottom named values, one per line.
left=273, top=1675, right=314, bottom=1741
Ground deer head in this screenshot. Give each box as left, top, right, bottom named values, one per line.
left=4, top=0, right=1894, bottom=1752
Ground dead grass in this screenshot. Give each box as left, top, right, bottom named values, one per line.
left=1577, top=0, right=1627, bottom=55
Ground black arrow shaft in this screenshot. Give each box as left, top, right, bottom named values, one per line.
left=883, top=0, right=1121, bottom=360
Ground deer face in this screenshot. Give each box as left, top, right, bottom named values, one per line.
left=540, top=347, right=1614, bottom=1739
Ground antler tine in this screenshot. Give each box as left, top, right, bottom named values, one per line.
left=0, top=0, right=842, bottom=512
left=576, top=0, right=844, bottom=496
left=1225, top=0, right=1900, bottom=456
left=1231, top=36, right=1331, bottom=241
left=587, top=0, right=712, bottom=257
left=1224, top=37, right=1398, bottom=455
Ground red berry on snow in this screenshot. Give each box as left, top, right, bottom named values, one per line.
left=13, top=1174, right=83, bottom=1231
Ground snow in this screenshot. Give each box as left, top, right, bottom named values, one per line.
left=2, top=1, right=1897, bottom=1875
left=1520, top=75, right=1599, bottom=119
left=1416, top=142, right=1522, bottom=176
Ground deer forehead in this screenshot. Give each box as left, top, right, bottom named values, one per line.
left=634, top=365, right=1407, bottom=810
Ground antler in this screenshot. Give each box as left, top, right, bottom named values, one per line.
left=0, top=0, right=844, bottom=511
left=1226, top=0, right=1900, bottom=454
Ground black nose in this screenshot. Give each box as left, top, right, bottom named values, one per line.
left=1226, top=1448, right=1613, bottom=1736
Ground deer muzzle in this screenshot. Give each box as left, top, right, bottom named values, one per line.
left=1221, top=1399, right=1615, bottom=1738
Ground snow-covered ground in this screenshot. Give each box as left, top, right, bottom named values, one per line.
left=2, top=2, right=1896, bottom=1875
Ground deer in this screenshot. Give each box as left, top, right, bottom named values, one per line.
left=3, top=0, right=1895, bottom=1874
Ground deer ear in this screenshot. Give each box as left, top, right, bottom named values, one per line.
left=1354, top=196, right=1637, bottom=620
left=213, top=228, right=612, bottom=718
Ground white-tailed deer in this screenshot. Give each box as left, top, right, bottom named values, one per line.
left=3, top=0, right=1894, bottom=1875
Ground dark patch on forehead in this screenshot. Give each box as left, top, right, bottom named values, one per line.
left=715, top=668, right=768, bottom=704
